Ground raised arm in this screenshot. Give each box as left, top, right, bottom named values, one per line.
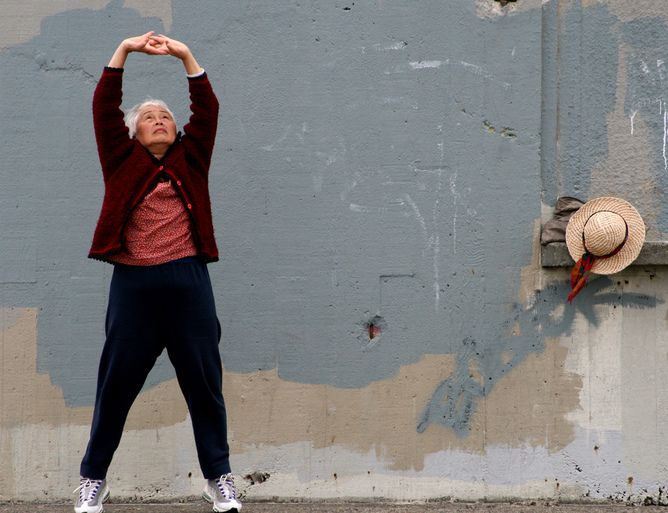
left=93, top=33, right=167, bottom=178
left=95, top=33, right=181, bottom=177
left=149, top=35, right=219, bottom=174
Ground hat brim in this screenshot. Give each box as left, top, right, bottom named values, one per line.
left=565, top=197, right=645, bottom=274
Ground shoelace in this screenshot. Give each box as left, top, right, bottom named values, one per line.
left=215, top=473, right=237, bottom=500
left=73, top=478, right=103, bottom=503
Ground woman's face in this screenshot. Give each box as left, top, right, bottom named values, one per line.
left=135, top=106, right=177, bottom=150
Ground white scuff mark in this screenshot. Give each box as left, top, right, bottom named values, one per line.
left=630, top=110, right=638, bottom=135
left=413, top=167, right=447, bottom=175
left=349, top=203, right=370, bottom=213
left=409, top=60, right=443, bottom=69
left=433, top=239, right=441, bottom=312
left=385, top=41, right=407, bottom=50
left=511, top=47, right=516, bottom=57
left=384, top=64, right=407, bottom=75
left=450, top=172, right=459, bottom=256
left=349, top=203, right=387, bottom=214
left=403, top=189, right=442, bottom=312
left=431, top=139, right=445, bottom=312
left=403, top=194, right=428, bottom=245
left=659, top=59, right=666, bottom=81
left=641, top=60, right=650, bottom=74
left=340, top=176, right=359, bottom=202
left=261, top=124, right=292, bottom=151
left=663, top=105, right=668, bottom=169
left=460, top=61, right=484, bottom=73
left=276, top=275, right=308, bottom=282
left=374, top=42, right=407, bottom=51
left=381, top=96, right=418, bottom=109
left=296, top=122, right=308, bottom=143
left=459, top=61, right=511, bottom=90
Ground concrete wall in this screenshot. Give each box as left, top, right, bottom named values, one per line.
left=1, top=0, right=668, bottom=503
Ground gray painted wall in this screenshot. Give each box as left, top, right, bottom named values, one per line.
left=3, top=0, right=668, bottom=503
left=2, top=0, right=543, bottom=405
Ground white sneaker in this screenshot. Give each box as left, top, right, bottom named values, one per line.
left=73, top=477, right=110, bottom=513
left=203, top=473, right=242, bottom=512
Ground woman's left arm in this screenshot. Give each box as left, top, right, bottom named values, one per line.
left=150, top=35, right=219, bottom=173
left=149, top=35, right=204, bottom=75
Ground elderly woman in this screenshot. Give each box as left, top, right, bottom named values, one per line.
left=75, top=33, right=240, bottom=513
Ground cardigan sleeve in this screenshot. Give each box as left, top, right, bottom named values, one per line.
left=92, top=67, right=134, bottom=181
left=181, top=73, right=220, bottom=177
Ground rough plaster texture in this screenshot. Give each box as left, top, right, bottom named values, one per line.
left=2, top=0, right=668, bottom=505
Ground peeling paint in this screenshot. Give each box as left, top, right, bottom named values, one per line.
left=0, top=0, right=172, bottom=51
left=475, top=0, right=542, bottom=18
left=0, top=306, right=190, bottom=430
left=226, top=341, right=581, bottom=471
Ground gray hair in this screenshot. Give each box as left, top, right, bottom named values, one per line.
left=124, top=99, right=176, bottom=138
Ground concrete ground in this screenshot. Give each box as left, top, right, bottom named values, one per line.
left=1, top=502, right=667, bottom=513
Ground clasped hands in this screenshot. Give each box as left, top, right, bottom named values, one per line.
left=122, top=31, right=191, bottom=60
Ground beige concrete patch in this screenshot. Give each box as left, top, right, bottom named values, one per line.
left=588, top=43, right=660, bottom=239
left=0, top=307, right=187, bottom=430
left=583, top=0, right=668, bottom=22
left=226, top=338, right=581, bottom=471
left=0, top=307, right=88, bottom=428
left=1, top=306, right=581, bottom=475
left=617, top=268, right=668, bottom=482
left=0, top=1, right=172, bottom=51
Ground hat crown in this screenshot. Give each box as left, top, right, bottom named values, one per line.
left=583, top=211, right=627, bottom=256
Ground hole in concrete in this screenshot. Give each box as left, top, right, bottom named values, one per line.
left=365, top=315, right=385, bottom=340
left=244, top=471, right=270, bottom=485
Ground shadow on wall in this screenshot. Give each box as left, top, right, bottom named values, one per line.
left=418, top=277, right=661, bottom=435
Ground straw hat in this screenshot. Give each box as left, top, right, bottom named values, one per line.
left=566, top=196, right=645, bottom=275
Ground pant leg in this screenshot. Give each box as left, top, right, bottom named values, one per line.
left=80, top=264, right=166, bottom=480
left=163, top=258, right=231, bottom=479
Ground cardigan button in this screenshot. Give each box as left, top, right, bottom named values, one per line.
left=176, top=180, right=182, bottom=186
left=187, top=203, right=192, bottom=210
left=158, top=165, right=164, bottom=171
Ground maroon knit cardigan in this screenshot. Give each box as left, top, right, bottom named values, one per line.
left=88, top=67, right=220, bottom=263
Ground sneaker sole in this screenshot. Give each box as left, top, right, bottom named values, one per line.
left=74, top=489, right=110, bottom=513
left=202, top=491, right=241, bottom=512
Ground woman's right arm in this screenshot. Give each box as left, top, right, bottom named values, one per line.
left=93, top=33, right=167, bottom=179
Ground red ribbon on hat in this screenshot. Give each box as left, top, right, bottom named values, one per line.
left=567, top=220, right=628, bottom=303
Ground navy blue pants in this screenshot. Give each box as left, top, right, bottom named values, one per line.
left=80, top=257, right=231, bottom=480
